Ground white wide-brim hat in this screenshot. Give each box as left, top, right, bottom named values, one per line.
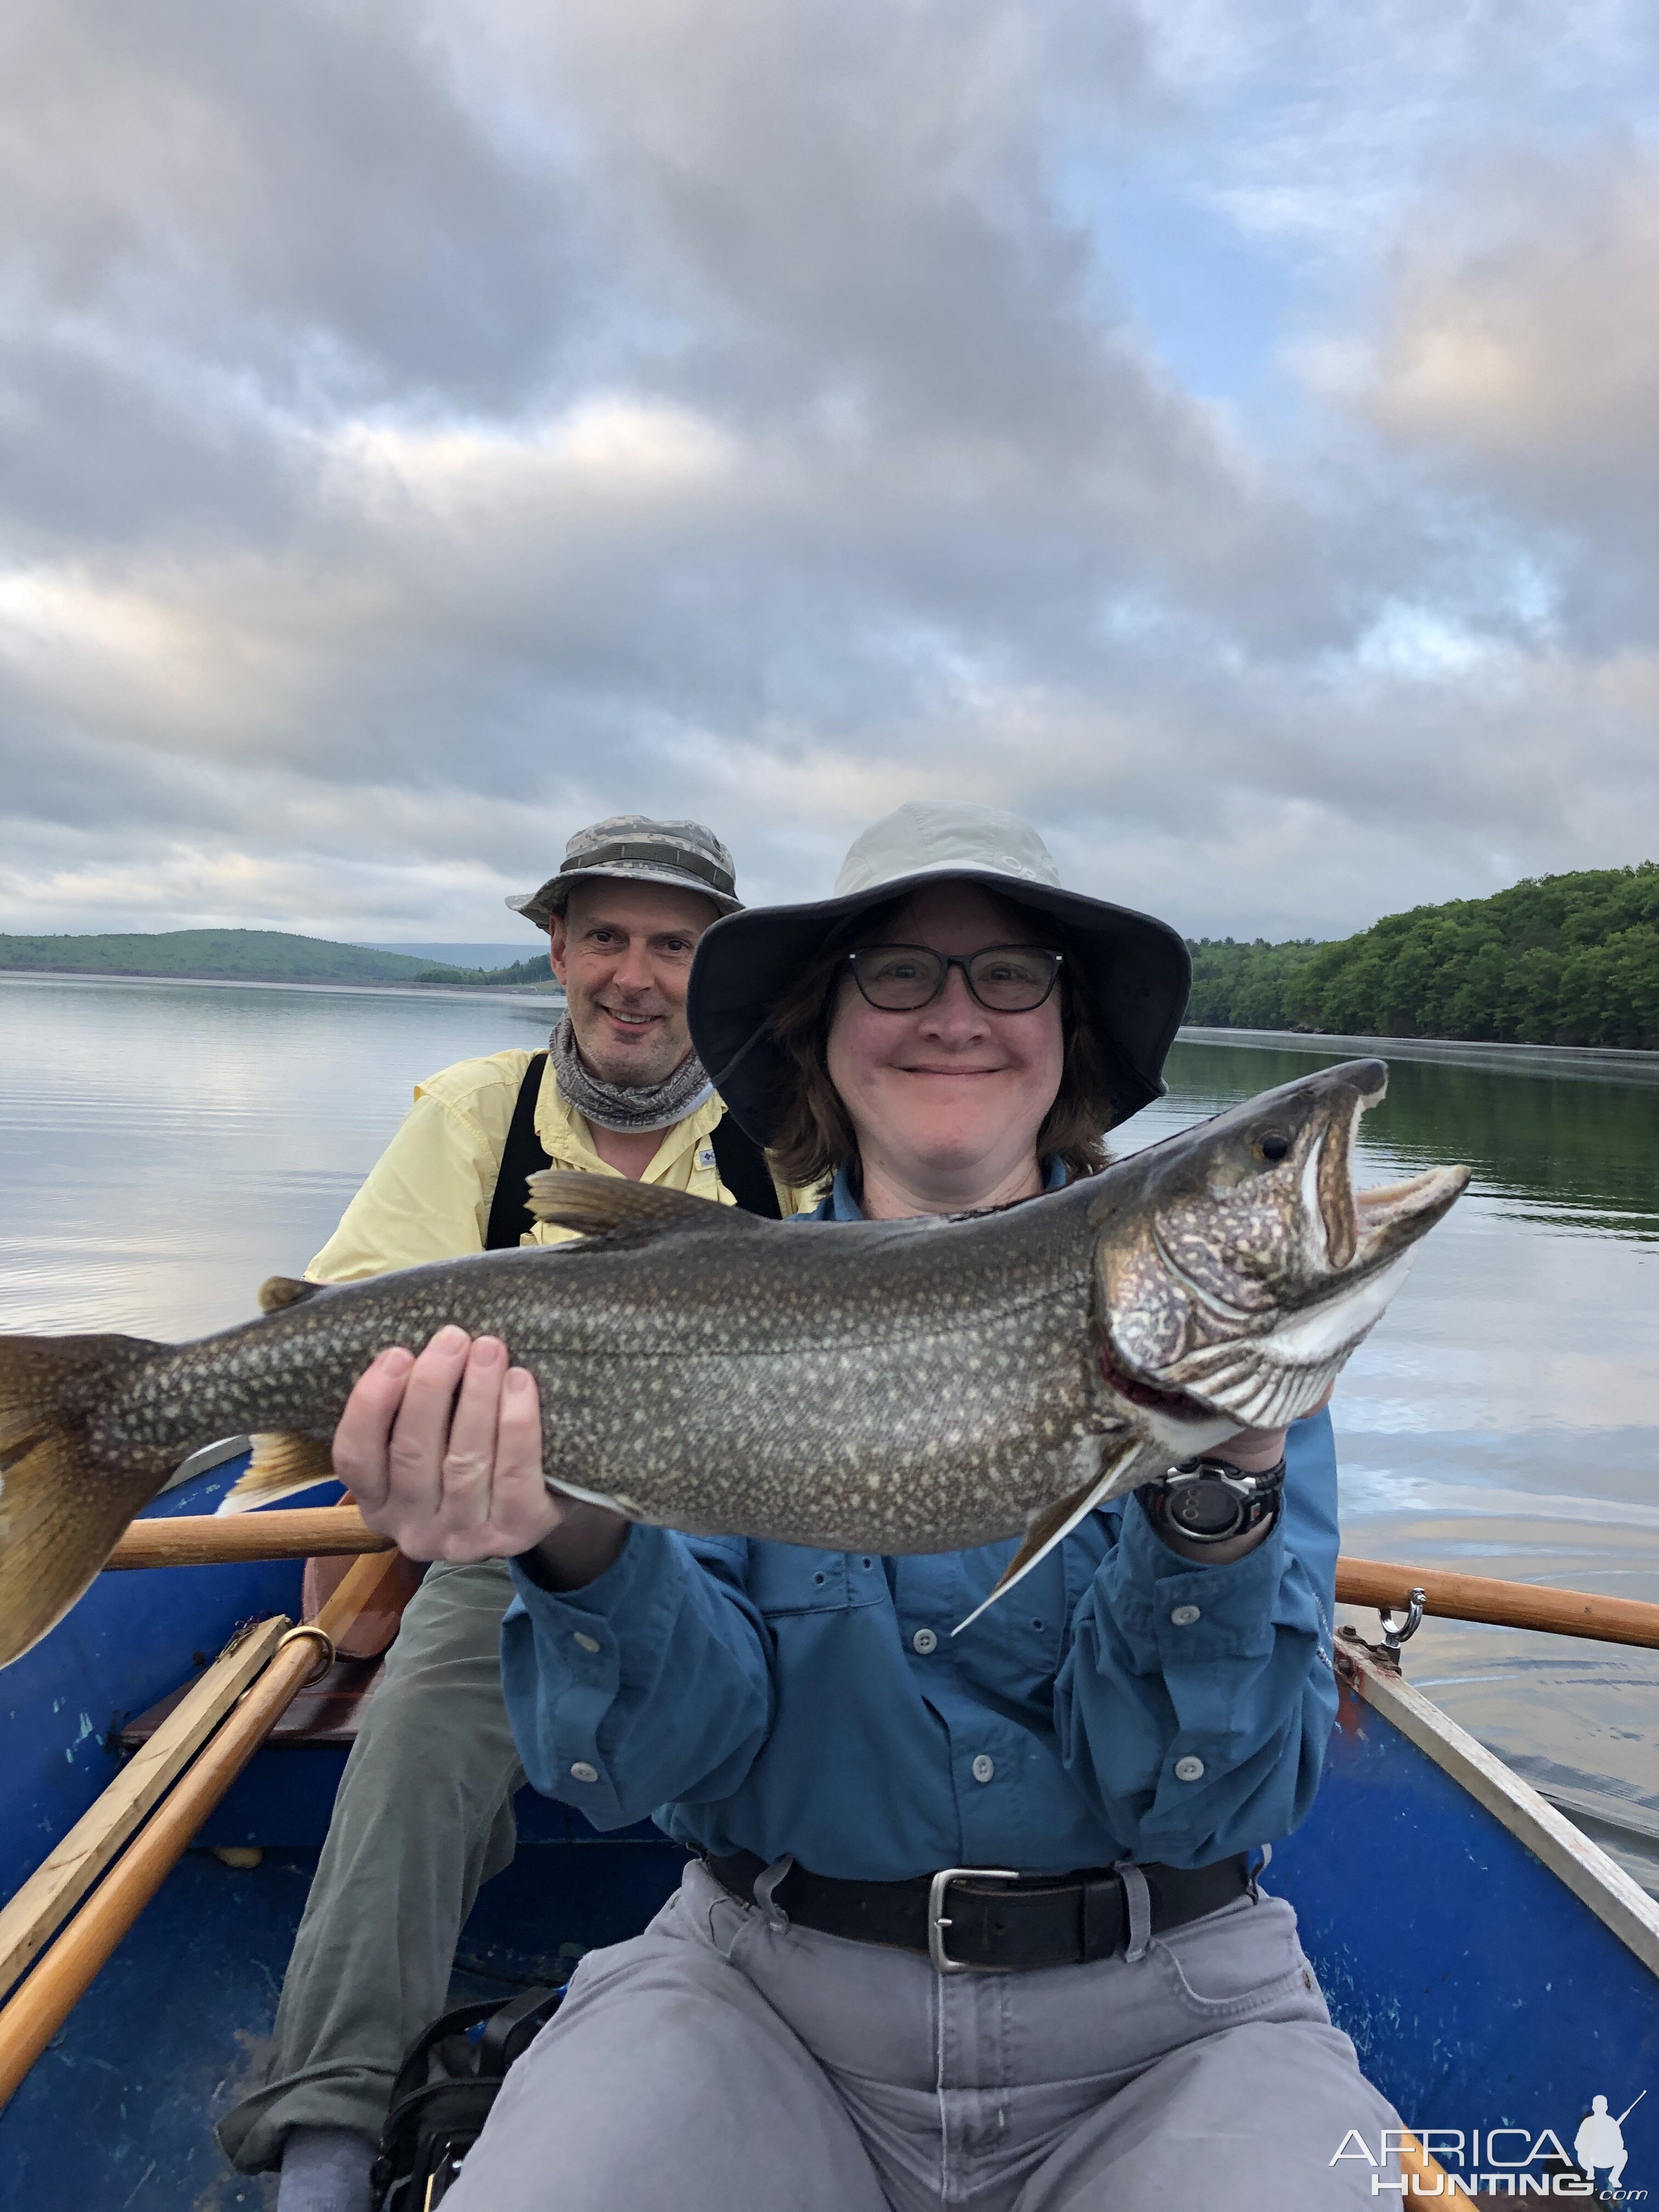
left=688, top=800, right=1190, bottom=1145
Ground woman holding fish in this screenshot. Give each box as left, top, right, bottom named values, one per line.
left=332, top=801, right=1410, bottom=2208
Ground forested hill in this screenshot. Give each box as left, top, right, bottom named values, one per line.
left=0, top=929, right=455, bottom=983
left=1187, top=862, right=1659, bottom=1049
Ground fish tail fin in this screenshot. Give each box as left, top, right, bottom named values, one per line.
left=217, top=1430, right=337, bottom=1514
left=0, top=1333, right=168, bottom=1668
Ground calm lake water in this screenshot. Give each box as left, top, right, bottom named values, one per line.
left=2, top=975, right=1657, bottom=1878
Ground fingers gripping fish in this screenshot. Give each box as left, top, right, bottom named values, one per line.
left=0, top=1060, right=1467, bottom=1667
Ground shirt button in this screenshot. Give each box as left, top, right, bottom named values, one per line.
left=1170, top=1605, right=1201, bottom=1628
left=912, top=1628, right=939, bottom=1655
left=972, top=1754, right=995, bottom=1784
left=1173, top=1755, right=1205, bottom=1783
left=572, top=1632, right=601, bottom=1653
left=569, top=1761, right=599, bottom=1784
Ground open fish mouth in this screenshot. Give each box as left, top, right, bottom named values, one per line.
left=1353, top=1164, right=1469, bottom=1255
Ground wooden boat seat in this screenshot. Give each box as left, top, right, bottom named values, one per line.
left=119, top=1654, right=387, bottom=1752
left=119, top=1547, right=419, bottom=1766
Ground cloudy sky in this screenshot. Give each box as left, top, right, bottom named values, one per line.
left=3, top=0, right=1658, bottom=945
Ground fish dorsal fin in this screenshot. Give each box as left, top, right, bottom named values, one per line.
left=524, top=1170, right=759, bottom=1244
left=258, top=1275, right=325, bottom=1314
left=953, top=1442, right=1141, bottom=1637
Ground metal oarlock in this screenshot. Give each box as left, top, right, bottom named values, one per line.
left=1378, top=1588, right=1426, bottom=1657
left=275, top=1623, right=336, bottom=1685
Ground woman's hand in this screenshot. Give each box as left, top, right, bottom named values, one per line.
left=1153, top=1385, right=1336, bottom=1565
left=335, top=1327, right=628, bottom=1584
left=1215, top=1380, right=1336, bottom=1474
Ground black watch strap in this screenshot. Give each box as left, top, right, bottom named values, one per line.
left=1137, top=1454, right=1286, bottom=1545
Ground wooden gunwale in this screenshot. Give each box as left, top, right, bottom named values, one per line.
left=0, top=1550, right=408, bottom=2112
left=0, top=1619, right=287, bottom=2007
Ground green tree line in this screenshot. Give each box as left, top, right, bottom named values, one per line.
left=0, top=929, right=442, bottom=984
left=0, top=928, right=566, bottom=991
left=1186, top=861, right=1659, bottom=1049
left=414, top=953, right=554, bottom=988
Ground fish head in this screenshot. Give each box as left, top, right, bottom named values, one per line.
left=1088, top=1058, right=1469, bottom=1440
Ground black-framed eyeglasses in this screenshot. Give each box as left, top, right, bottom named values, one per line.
left=846, top=943, right=1064, bottom=1014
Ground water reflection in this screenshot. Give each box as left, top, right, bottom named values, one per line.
left=1169, top=1038, right=1659, bottom=1231
left=1, top=983, right=1656, bottom=1875
left=0, top=974, right=560, bottom=1339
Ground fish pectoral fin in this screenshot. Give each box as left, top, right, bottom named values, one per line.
left=257, top=1275, right=325, bottom=1314
left=952, top=1444, right=1141, bottom=1638
left=218, top=1431, right=338, bottom=1514
left=524, top=1170, right=761, bottom=1243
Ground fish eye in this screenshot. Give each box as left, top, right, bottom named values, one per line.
left=1257, top=1132, right=1291, bottom=1164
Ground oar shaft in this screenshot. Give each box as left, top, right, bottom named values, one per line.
left=105, top=1504, right=389, bottom=1567
left=1337, top=1557, right=1659, bottom=1651
left=0, top=1550, right=404, bottom=2112
left=104, top=1513, right=1659, bottom=1651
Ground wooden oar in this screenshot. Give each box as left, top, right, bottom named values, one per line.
left=1336, top=1557, right=1659, bottom=1652
left=0, top=1548, right=406, bottom=2112
left=105, top=1507, right=1659, bottom=1656
left=106, top=1503, right=389, bottom=1567
left=0, top=1618, right=289, bottom=2007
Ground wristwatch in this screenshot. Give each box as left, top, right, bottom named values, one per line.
left=1137, top=1455, right=1286, bottom=1545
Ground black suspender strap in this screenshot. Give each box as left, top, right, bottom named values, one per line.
left=485, top=1051, right=782, bottom=1247
left=484, top=1052, right=553, bottom=1251
left=709, top=1111, right=782, bottom=1220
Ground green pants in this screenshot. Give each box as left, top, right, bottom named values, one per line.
left=217, top=1560, right=522, bottom=2172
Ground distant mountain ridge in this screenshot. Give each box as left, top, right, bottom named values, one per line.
left=358, top=941, right=535, bottom=969
left=1188, top=861, right=1658, bottom=1050
left=0, top=929, right=474, bottom=985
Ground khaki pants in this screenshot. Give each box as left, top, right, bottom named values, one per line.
left=449, top=1861, right=1403, bottom=2211
left=217, top=1560, right=521, bottom=2171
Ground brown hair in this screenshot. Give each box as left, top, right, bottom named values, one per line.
left=764, top=893, right=1117, bottom=1192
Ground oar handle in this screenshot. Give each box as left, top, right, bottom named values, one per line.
left=105, top=1504, right=390, bottom=1568
left=1336, top=1557, right=1659, bottom=1651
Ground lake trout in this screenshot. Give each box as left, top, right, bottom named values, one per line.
left=0, top=1058, right=1466, bottom=1665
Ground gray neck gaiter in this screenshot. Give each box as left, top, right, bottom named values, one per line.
left=548, top=1014, right=715, bottom=1135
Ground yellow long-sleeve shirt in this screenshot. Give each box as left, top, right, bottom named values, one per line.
left=308, top=1048, right=804, bottom=1283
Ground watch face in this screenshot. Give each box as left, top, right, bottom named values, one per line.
left=1169, top=1481, right=1244, bottom=1539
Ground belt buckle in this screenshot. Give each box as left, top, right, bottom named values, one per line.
left=927, top=1866, right=1022, bottom=1975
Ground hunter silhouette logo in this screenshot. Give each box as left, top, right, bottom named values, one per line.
left=1577, top=2092, right=1644, bottom=2198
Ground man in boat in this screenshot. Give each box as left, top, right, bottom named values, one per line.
left=217, top=814, right=805, bottom=2212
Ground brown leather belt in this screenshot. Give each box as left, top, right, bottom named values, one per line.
left=706, top=1849, right=1252, bottom=1973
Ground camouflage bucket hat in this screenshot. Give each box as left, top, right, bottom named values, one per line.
left=509, top=815, right=741, bottom=932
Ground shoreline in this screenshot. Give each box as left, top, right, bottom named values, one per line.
left=3, top=973, right=1652, bottom=1074
left=0, top=967, right=562, bottom=1008
left=1178, top=1023, right=1659, bottom=1082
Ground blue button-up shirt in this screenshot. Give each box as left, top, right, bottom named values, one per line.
left=501, top=1167, right=1340, bottom=1877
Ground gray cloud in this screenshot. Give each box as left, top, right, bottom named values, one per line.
left=1, top=0, right=1656, bottom=948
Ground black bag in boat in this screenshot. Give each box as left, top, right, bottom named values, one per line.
left=371, top=1983, right=565, bottom=2210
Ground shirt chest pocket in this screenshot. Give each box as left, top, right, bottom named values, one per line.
left=747, top=1544, right=888, bottom=1617
left=950, top=1548, right=1069, bottom=1688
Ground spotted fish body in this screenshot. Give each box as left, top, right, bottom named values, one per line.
left=0, top=1058, right=1467, bottom=1664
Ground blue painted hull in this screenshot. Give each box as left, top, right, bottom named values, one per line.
left=3, top=1462, right=1655, bottom=2207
